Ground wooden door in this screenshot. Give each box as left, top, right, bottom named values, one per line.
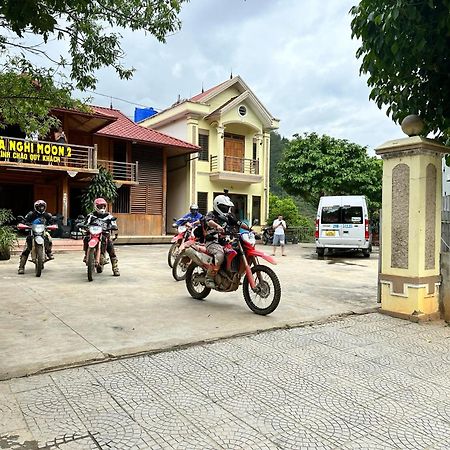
left=224, top=137, right=244, bottom=172
left=34, top=184, right=58, bottom=214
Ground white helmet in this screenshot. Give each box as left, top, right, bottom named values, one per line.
left=34, top=199, right=47, bottom=214
left=190, top=203, right=199, bottom=214
left=213, top=195, right=234, bottom=219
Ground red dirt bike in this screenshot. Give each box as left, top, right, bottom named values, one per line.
left=167, top=220, right=197, bottom=268
left=17, top=220, right=58, bottom=277
left=172, top=232, right=198, bottom=281
left=79, top=218, right=117, bottom=282
left=184, top=229, right=281, bottom=315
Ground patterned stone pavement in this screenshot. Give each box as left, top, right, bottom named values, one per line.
left=1, top=312, right=450, bottom=449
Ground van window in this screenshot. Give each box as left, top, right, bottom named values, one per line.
left=342, top=206, right=363, bottom=224
left=321, top=206, right=340, bottom=224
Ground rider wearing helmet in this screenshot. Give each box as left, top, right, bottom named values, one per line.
left=18, top=200, right=55, bottom=274
left=203, top=194, right=251, bottom=288
left=82, top=198, right=120, bottom=276
left=175, top=203, right=203, bottom=227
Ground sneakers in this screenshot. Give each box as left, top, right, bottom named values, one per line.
left=18, top=267, right=24, bottom=275
left=46, top=253, right=54, bottom=260
left=204, top=276, right=215, bottom=288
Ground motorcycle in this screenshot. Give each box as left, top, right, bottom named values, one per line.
left=79, top=217, right=117, bottom=282
left=262, top=225, right=274, bottom=245
left=167, top=219, right=196, bottom=268
left=17, top=219, right=58, bottom=277
left=172, top=233, right=198, bottom=281
left=184, top=228, right=281, bottom=315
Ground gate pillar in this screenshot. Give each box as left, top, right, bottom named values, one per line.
left=376, top=116, right=449, bottom=321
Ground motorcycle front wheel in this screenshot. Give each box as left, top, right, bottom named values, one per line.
left=243, top=265, right=281, bottom=315
left=167, top=242, right=179, bottom=268
left=35, top=245, right=44, bottom=277
left=185, top=264, right=211, bottom=299
left=172, top=253, right=191, bottom=281
left=87, top=248, right=95, bottom=282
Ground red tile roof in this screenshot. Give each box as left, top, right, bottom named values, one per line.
left=93, top=106, right=199, bottom=151
left=190, top=79, right=229, bottom=102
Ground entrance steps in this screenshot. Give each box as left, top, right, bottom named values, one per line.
left=12, top=238, right=83, bottom=255
left=12, top=236, right=172, bottom=254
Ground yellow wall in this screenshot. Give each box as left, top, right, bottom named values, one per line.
left=144, top=82, right=276, bottom=225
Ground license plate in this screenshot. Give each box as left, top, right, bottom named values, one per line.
left=325, top=230, right=336, bottom=237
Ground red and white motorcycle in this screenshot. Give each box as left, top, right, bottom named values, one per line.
left=184, top=229, right=281, bottom=315
left=168, top=219, right=197, bottom=268
left=80, top=218, right=116, bottom=282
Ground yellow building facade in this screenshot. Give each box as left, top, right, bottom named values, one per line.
left=141, top=76, right=279, bottom=230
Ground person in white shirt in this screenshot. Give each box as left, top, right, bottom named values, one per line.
left=272, top=215, right=287, bottom=256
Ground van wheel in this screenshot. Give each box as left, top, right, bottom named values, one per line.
left=363, top=249, right=370, bottom=258
left=317, top=248, right=325, bottom=257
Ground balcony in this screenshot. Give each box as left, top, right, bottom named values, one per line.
left=98, top=160, right=139, bottom=185
left=0, top=136, right=138, bottom=184
left=0, top=137, right=97, bottom=174
left=209, top=155, right=262, bottom=184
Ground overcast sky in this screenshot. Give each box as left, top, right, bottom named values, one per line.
left=82, top=0, right=402, bottom=151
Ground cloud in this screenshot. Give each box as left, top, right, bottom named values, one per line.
left=10, top=0, right=403, bottom=149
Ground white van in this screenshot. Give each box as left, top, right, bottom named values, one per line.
left=315, top=195, right=372, bottom=257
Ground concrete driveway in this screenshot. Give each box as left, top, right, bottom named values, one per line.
left=0, top=244, right=379, bottom=380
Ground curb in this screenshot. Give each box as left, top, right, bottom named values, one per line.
left=0, top=307, right=380, bottom=381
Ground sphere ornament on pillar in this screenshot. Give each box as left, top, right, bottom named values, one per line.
left=401, top=114, right=425, bottom=137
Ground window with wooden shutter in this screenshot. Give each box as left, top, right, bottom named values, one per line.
left=197, top=192, right=208, bottom=215
left=113, top=185, right=130, bottom=213
left=198, top=131, right=209, bottom=161
left=130, top=146, right=163, bottom=215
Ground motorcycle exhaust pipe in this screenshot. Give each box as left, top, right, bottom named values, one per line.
left=184, top=247, right=213, bottom=266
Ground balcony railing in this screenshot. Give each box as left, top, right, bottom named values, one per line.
left=210, top=155, right=259, bottom=175
left=0, top=137, right=139, bottom=184
left=98, top=160, right=138, bottom=184
left=0, top=137, right=96, bottom=172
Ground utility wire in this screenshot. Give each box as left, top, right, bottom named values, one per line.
left=83, top=89, right=162, bottom=111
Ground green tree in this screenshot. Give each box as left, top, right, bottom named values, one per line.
left=350, top=1, right=450, bottom=140
left=81, top=166, right=118, bottom=215
left=0, top=58, right=87, bottom=136
left=268, top=194, right=307, bottom=226
left=270, top=131, right=289, bottom=195
left=0, top=0, right=187, bottom=90
left=278, top=132, right=382, bottom=213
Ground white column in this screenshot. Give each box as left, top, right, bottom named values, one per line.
left=187, top=116, right=199, bottom=203
left=216, top=125, right=225, bottom=172
left=263, top=131, right=270, bottom=221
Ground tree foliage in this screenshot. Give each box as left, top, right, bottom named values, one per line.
left=278, top=133, right=382, bottom=212
left=0, top=58, right=88, bottom=135
left=0, top=208, right=17, bottom=258
left=270, top=131, right=289, bottom=196
left=268, top=193, right=312, bottom=228
left=350, top=0, right=450, bottom=140
left=0, top=0, right=187, bottom=90
left=81, top=166, right=117, bottom=215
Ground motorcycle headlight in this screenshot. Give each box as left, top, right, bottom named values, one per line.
left=241, top=232, right=256, bottom=246
left=178, top=225, right=187, bottom=233
left=89, top=225, right=103, bottom=235
left=32, top=224, right=45, bottom=233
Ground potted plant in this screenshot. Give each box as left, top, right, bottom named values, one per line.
left=0, top=209, right=18, bottom=260
left=81, top=166, right=118, bottom=215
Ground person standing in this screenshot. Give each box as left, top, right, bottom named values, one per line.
left=272, top=214, right=286, bottom=256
